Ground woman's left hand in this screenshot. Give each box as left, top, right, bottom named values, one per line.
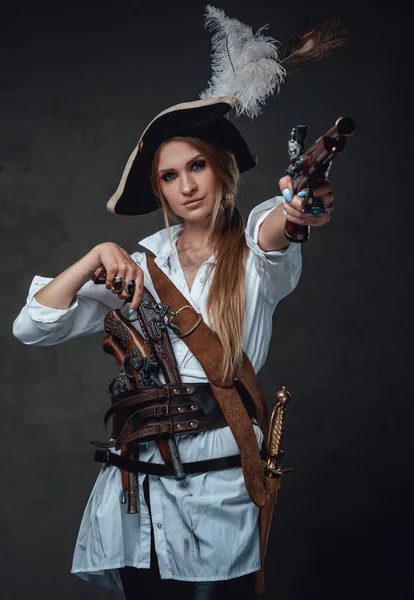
left=279, top=175, right=334, bottom=227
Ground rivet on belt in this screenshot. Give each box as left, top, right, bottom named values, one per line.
left=189, top=421, right=197, bottom=428
left=177, top=406, right=184, bottom=412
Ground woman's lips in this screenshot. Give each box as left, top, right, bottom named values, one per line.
left=184, top=198, right=203, bottom=208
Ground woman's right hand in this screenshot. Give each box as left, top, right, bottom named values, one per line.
left=95, top=242, right=144, bottom=312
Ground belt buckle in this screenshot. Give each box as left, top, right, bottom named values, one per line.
left=166, top=305, right=202, bottom=338
left=156, top=404, right=169, bottom=417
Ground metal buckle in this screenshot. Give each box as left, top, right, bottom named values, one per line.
left=155, top=404, right=169, bottom=417
left=166, top=305, right=203, bottom=338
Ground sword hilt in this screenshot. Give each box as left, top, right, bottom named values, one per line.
left=266, top=385, right=292, bottom=475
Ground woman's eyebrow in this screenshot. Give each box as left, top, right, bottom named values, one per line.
left=158, top=154, right=204, bottom=175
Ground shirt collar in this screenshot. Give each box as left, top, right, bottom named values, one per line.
left=139, top=224, right=183, bottom=262
left=138, top=225, right=216, bottom=266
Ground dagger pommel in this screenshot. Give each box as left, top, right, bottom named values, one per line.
left=275, top=385, right=291, bottom=407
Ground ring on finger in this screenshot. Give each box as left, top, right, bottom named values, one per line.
left=110, top=276, right=124, bottom=293
left=123, top=280, right=135, bottom=295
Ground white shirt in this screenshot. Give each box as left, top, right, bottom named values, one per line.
left=12, top=196, right=302, bottom=592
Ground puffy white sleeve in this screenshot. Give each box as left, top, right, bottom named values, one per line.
left=244, top=196, right=302, bottom=305
left=12, top=251, right=144, bottom=346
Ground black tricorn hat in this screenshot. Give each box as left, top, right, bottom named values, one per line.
left=107, top=96, right=257, bottom=216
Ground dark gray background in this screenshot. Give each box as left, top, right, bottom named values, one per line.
left=1, top=0, right=412, bottom=598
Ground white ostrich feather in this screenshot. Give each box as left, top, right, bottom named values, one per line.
left=200, top=5, right=286, bottom=119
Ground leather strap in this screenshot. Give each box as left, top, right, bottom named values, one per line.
left=94, top=447, right=267, bottom=476
left=103, top=383, right=196, bottom=428
left=146, top=252, right=269, bottom=507
left=93, top=419, right=201, bottom=448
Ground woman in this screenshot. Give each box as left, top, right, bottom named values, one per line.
left=12, top=97, right=333, bottom=599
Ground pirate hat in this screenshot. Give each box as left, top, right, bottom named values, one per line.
left=107, top=96, right=257, bottom=216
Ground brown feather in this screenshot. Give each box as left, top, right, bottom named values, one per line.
left=279, top=18, right=350, bottom=74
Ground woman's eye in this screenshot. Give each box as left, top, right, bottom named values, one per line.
left=161, top=160, right=206, bottom=182
left=162, top=172, right=176, bottom=182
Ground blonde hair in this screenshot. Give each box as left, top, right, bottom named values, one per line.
left=150, top=136, right=249, bottom=383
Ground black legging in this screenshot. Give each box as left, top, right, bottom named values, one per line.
left=119, top=476, right=258, bottom=600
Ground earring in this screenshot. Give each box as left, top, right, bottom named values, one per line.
left=222, top=190, right=234, bottom=208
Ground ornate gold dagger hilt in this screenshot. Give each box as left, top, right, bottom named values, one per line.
left=265, top=385, right=293, bottom=479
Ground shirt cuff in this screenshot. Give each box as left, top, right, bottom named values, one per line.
left=26, top=276, right=79, bottom=328
left=245, top=196, right=298, bottom=268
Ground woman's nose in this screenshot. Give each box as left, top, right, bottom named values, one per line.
left=180, top=173, right=197, bottom=195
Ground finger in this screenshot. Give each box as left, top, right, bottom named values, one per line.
left=107, top=262, right=129, bottom=294
left=104, top=261, right=120, bottom=290
left=287, top=197, right=304, bottom=212
left=130, top=270, right=144, bottom=312
left=283, top=199, right=304, bottom=219
left=117, top=265, right=135, bottom=299
left=283, top=201, right=306, bottom=224
left=121, top=257, right=137, bottom=298
left=283, top=201, right=331, bottom=226
left=313, top=185, right=332, bottom=199
left=308, top=213, right=331, bottom=227
left=110, top=265, right=128, bottom=295
left=279, top=175, right=294, bottom=202
left=293, top=187, right=334, bottom=210
left=284, top=212, right=330, bottom=226
left=283, top=211, right=307, bottom=225
left=320, top=192, right=334, bottom=207
left=312, top=177, right=332, bottom=198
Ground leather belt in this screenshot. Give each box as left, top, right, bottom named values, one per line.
left=91, top=379, right=258, bottom=450
left=94, top=447, right=267, bottom=477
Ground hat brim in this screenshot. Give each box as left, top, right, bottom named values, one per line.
left=107, top=98, right=257, bottom=216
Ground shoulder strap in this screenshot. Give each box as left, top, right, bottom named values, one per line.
left=146, top=251, right=269, bottom=507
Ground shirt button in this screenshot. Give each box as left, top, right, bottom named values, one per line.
left=199, top=277, right=205, bottom=283
left=157, top=523, right=163, bottom=529
left=151, top=475, right=159, bottom=482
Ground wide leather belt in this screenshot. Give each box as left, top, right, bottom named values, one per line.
left=91, top=379, right=258, bottom=450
